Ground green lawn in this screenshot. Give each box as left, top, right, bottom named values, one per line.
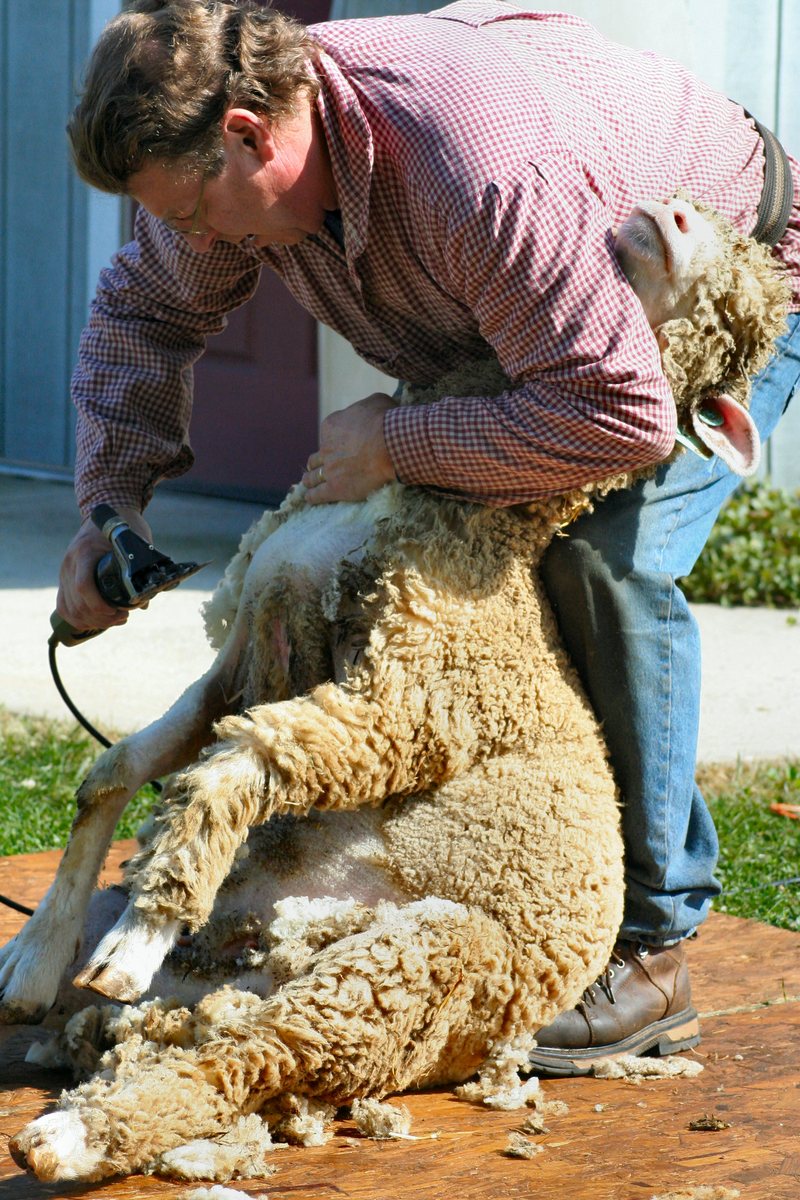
left=1, top=707, right=799, bottom=931
left=699, top=759, right=800, bottom=930
left=0, top=708, right=156, bottom=857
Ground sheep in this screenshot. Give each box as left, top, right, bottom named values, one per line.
left=5, top=195, right=790, bottom=1183
left=614, top=192, right=788, bottom=475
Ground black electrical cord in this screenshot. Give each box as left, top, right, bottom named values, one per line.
left=0, top=894, right=34, bottom=917
left=47, top=639, right=162, bottom=795
left=0, top=644, right=93, bottom=919
left=0, top=650, right=85, bottom=917
left=48, top=638, right=113, bottom=750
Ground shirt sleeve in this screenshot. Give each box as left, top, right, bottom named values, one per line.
left=384, top=154, right=677, bottom=505
left=72, top=207, right=263, bottom=517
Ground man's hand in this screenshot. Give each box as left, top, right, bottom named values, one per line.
left=302, top=393, right=398, bottom=504
left=56, top=506, right=153, bottom=633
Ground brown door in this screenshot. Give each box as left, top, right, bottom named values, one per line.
left=184, top=0, right=331, bottom=505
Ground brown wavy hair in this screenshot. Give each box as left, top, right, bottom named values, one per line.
left=68, top=0, right=320, bottom=193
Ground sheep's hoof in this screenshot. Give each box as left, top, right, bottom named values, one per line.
left=72, top=909, right=181, bottom=1002
left=0, top=933, right=64, bottom=1025
left=9, top=1111, right=105, bottom=1182
left=0, top=994, right=51, bottom=1026
left=72, top=960, right=142, bottom=1003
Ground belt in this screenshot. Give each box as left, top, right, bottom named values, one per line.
left=744, top=109, right=795, bottom=246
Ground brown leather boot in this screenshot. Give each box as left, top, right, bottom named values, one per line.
left=528, top=940, right=700, bottom=1077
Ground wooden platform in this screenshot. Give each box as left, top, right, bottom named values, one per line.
left=1, top=846, right=800, bottom=1199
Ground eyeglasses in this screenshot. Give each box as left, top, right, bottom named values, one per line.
left=163, top=175, right=209, bottom=238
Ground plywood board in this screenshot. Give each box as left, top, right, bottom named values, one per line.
left=0, top=846, right=797, bottom=1199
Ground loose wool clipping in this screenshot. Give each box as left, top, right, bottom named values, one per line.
left=592, top=1054, right=704, bottom=1084
left=179, top=1187, right=247, bottom=1200
left=650, top=1188, right=740, bottom=1200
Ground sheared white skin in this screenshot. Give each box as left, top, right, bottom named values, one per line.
left=614, top=196, right=723, bottom=327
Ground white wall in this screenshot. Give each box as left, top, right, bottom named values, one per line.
left=323, top=1, right=800, bottom=488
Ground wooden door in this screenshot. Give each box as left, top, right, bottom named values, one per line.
left=184, top=0, right=331, bottom=505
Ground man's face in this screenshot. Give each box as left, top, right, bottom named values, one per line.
left=128, top=104, right=336, bottom=253
left=614, top=198, right=723, bottom=328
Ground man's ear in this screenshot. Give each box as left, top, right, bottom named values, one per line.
left=221, top=107, right=276, bottom=163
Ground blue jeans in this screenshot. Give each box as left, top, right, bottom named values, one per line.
left=541, top=313, right=800, bottom=945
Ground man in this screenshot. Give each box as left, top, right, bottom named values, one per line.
left=58, top=0, right=800, bottom=1073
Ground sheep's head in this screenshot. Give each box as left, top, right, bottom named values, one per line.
left=615, top=193, right=791, bottom=475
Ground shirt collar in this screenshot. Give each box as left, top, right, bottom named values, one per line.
left=313, top=51, right=373, bottom=265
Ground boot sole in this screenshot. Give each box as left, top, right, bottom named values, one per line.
left=527, top=1008, right=701, bottom=1078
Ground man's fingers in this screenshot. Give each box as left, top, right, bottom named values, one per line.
left=301, top=393, right=397, bottom=504
left=303, top=456, right=329, bottom=493
left=304, top=482, right=333, bottom=506
left=55, top=588, right=128, bottom=632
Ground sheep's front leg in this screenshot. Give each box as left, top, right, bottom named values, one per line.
left=0, top=772, right=130, bottom=1025
left=0, top=644, right=242, bottom=1025
left=75, top=677, right=445, bottom=1003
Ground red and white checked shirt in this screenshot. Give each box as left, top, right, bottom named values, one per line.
left=73, top=0, right=800, bottom=514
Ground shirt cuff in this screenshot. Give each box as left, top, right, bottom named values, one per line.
left=75, top=448, right=195, bottom=520
left=384, top=403, right=445, bottom=488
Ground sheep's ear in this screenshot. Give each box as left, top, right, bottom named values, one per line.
left=691, top=392, right=761, bottom=477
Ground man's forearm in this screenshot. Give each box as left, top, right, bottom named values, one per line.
left=73, top=207, right=263, bottom=516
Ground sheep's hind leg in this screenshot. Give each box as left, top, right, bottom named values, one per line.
left=202, top=899, right=521, bottom=1102
left=13, top=902, right=518, bottom=1183
left=0, top=642, right=243, bottom=1025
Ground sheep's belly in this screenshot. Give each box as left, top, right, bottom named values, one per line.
left=156, top=809, right=409, bottom=1006
left=224, top=807, right=408, bottom=913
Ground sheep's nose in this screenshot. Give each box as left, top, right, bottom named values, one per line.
left=673, top=208, right=690, bottom=234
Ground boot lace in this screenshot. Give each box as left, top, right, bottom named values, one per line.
left=576, top=947, right=635, bottom=1011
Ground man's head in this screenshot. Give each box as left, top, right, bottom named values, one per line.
left=68, top=0, right=319, bottom=194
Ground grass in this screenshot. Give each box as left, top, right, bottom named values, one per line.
left=1, top=707, right=799, bottom=931
left=699, top=759, right=800, bottom=931
left=0, top=708, right=156, bottom=857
